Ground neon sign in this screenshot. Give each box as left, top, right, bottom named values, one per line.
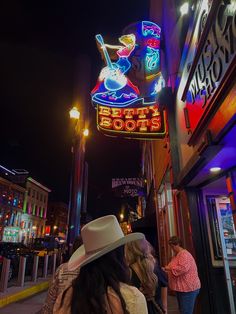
left=97, top=104, right=166, bottom=139
left=91, top=21, right=166, bottom=139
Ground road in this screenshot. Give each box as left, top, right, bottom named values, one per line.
left=0, top=291, right=47, bottom=314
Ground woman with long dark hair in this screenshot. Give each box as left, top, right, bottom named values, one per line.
left=53, top=215, right=148, bottom=314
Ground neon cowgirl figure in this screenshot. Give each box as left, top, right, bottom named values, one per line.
left=91, top=34, right=141, bottom=107
left=91, top=21, right=164, bottom=108
left=124, top=21, right=165, bottom=103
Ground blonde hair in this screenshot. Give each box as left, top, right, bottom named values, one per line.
left=125, top=238, right=158, bottom=298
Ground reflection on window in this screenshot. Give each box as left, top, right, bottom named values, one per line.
left=219, top=201, right=236, bottom=257
left=207, top=196, right=236, bottom=260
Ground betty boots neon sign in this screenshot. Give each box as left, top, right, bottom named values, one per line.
left=91, top=21, right=166, bottom=139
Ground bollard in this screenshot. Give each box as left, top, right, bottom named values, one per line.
left=0, top=257, right=11, bottom=292
left=57, top=250, right=62, bottom=266
left=17, top=256, right=26, bottom=287
left=43, top=254, right=49, bottom=278
left=52, top=253, right=57, bottom=276
left=32, top=255, right=39, bottom=282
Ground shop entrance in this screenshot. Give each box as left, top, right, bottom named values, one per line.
left=202, top=177, right=236, bottom=313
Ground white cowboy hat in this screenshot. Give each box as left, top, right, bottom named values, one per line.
left=68, top=215, right=144, bottom=271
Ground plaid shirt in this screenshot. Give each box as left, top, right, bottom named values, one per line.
left=41, top=262, right=80, bottom=314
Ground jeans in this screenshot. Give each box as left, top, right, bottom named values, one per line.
left=176, top=289, right=200, bottom=314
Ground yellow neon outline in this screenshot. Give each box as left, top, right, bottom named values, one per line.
left=96, top=108, right=167, bottom=139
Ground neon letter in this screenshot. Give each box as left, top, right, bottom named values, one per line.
left=99, top=106, right=111, bottom=116
left=137, top=119, right=149, bottom=132
left=149, top=105, right=160, bottom=117
left=123, top=108, right=135, bottom=119
left=125, top=120, right=136, bottom=132
left=100, top=117, right=112, bottom=128
left=150, top=116, right=161, bottom=131
left=137, top=108, right=149, bottom=118
left=113, top=119, right=125, bottom=131
left=111, top=108, right=122, bottom=118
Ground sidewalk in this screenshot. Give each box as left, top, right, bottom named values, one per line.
left=0, top=277, right=179, bottom=313
left=0, top=277, right=51, bottom=308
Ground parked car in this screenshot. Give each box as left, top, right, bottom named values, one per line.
left=32, top=237, right=60, bottom=257
left=0, top=242, right=36, bottom=280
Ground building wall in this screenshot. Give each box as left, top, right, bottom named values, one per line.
left=0, top=177, right=25, bottom=242
left=47, top=201, right=68, bottom=238
left=173, top=1, right=236, bottom=313
left=21, top=178, right=50, bottom=243
left=148, top=1, right=236, bottom=313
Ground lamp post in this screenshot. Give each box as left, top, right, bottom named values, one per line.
left=67, top=106, right=88, bottom=252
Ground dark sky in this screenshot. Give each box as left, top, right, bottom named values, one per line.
left=0, top=1, right=149, bottom=207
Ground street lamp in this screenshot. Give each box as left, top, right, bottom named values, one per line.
left=67, top=106, right=89, bottom=253
left=180, top=2, right=189, bottom=16
left=83, top=128, right=89, bottom=137
left=69, top=107, right=80, bottom=120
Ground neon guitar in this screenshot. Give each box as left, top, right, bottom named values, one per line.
left=96, top=34, right=127, bottom=91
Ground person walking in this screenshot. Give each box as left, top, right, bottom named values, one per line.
left=163, top=236, right=201, bottom=314
left=125, top=238, right=166, bottom=313
left=53, top=215, right=148, bottom=314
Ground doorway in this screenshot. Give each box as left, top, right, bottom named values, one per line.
left=202, top=177, right=236, bottom=313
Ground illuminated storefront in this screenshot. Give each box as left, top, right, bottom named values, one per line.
left=0, top=176, right=25, bottom=242
left=142, top=1, right=236, bottom=313
left=173, top=1, right=236, bottom=313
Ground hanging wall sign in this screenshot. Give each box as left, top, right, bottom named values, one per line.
left=112, top=178, right=145, bottom=197
left=182, top=1, right=236, bottom=142
left=91, top=21, right=166, bottom=139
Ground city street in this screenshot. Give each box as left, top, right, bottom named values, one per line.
left=0, top=291, right=47, bottom=314
left=1, top=1, right=236, bottom=313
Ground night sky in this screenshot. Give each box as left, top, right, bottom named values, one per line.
left=0, top=1, right=149, bottom=212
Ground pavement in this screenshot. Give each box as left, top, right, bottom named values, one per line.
left=0, top=277, right=50, bottom=309
left=0, top=291, right=47, bottom=314
left=0, top=279, right=179, bottom=313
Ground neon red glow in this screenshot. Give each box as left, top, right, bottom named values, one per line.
left=45, top=225, right=51, bottom=235
left=146, top=38, right=160, bottom=48
left=97, top=104, right=166, bottom=139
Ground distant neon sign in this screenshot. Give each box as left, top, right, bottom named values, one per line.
left=91, top=21, right=166, bottom=139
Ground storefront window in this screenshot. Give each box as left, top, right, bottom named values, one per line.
left=207, top=195, right=236, bottom=260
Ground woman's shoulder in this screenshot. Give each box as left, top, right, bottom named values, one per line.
left=119, top=283, right=148, bottom=313
left=120, top=282, right=143, bottom=295
left=179, top=249, right=194, bottom=258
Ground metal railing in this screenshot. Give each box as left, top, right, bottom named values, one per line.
left=0, top=252, right=60, bottom=293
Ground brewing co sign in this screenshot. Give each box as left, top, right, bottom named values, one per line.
left=112, top=178, right=145, bottom=197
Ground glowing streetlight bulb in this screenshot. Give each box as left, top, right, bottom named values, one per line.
left=53, top=225, right=58, bottom=230
left=69, top=107, right=80, bottom=120
left=210, top=167, right=221, bottom=173
left=180, top=2, right=189, bottom=16
left=83, top=128, right=89, bottom=137
left=120, top=213, right=124, bottom=220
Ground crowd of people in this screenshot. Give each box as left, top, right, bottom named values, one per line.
left=41, top=215, right=201, bottom=314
